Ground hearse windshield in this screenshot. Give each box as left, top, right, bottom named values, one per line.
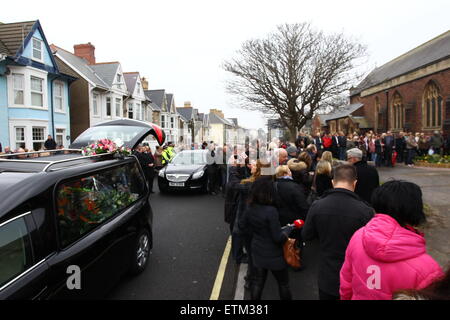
left=71, top=125, right=149, bottom=149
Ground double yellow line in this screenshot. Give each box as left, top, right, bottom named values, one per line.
left=209, top=236, right=232, bottom=300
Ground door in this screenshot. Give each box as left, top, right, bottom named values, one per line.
left=69, top=119, right=166, bottom=150
left=0, top=213, right=49, bottom=300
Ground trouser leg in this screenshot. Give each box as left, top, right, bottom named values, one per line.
left=250, top=267, right=268, bottom=300
left=271, top=268, right=292, bottom=300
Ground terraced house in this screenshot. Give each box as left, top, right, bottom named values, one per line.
left=52, top=43, right=138, bottom=141
left=0, top=20, right=76, bottom=150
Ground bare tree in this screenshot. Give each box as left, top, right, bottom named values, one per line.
left=223, top=23, right=366, bottom=141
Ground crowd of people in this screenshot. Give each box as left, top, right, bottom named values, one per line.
left=295, top=130, right=450, bottom=168
left=223, top=135, right=448, bottom=301
left=0, top=135, right=64, bottom=157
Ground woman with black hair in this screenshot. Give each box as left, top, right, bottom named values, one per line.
left=239, top=176, right=295, bottom=300
left=340, top=180, right=443, bottom=300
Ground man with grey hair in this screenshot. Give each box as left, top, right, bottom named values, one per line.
left=346, top=148, right=379, bottom=204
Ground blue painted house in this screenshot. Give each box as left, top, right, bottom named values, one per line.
left=0, top=20, right=76, bottom=151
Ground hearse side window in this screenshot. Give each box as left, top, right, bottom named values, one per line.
left=0, top=217, right=34, bottom=288
left=56, top=162, right=145, bottom=248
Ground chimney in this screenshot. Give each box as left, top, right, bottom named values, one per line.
left=74, top=42, right=96, bottom=65
left=141, top=77, right=148, bottom=90
left=184, top=101, right=192, bottom=108
left=210, top=109, right=224, bottom=118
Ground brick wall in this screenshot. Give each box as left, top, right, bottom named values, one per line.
left=350, top=68, right=450, bottom=134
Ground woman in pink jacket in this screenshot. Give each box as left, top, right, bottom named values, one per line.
left=340, top=180, right=443, bottom=300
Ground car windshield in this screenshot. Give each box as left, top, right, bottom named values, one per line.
left=71, top=125, right=149, bottom=148
left=171, top=152, right=206, bottom=165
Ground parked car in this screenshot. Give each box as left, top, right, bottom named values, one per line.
left=0, top=119, right=165, bottom=299
left=158, top=150, right=208, bottom=193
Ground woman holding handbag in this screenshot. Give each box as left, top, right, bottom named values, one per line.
left=239, top=176, right=296, bottom=300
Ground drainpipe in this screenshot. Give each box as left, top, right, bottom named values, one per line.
left=50, top=75, right=62, bottom=138
left=385, top=90, right=389, bottom=131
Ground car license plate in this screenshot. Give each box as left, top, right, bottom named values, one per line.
left=169, top=182, right=185, bottom=187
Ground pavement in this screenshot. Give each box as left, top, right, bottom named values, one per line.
left=378, top=164, right=450, bottom=269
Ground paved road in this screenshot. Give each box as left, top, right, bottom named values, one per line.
left=108, top=182, right=230, bottom=300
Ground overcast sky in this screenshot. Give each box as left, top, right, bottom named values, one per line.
left=2, top=0, right=449, bottom=130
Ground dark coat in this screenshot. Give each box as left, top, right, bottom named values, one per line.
left=301, top=188, right=374, bottom=296
left=240, top=204, right=290, bottom=270
left=44, top=138, right=57, bottom=150
left=354, top=160, right=380, bottom=205
left=314, top=173, right=333, bottom=197
left=338, top=136, right=347, bottom=148
left=274, top=178, right=309, bottom=226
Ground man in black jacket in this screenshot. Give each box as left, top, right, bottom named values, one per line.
left=395, top=132, right=406, bottom=163
left=44, top=135, right=57, bottom=150
left=383, top=131, right=395, bottom=167
left=337, top=131, right=347, bottom=161
left=302, top=164, right=374, bottom=300
left=347, top=148, right=380, bottom=205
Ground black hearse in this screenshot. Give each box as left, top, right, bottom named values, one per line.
left=0, top=119, right=165, bottom=299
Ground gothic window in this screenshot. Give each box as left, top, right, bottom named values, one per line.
left=424, top=81, right=442, bottom=128
left=392, top=92, right=404, bottom=130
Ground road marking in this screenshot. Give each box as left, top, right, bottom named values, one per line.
left=210, top=236, right=232, bottom=300
left=234, top=263, right=248, bottom=300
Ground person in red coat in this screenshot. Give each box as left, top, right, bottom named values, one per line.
left=322, top=133, right=333, bottom=153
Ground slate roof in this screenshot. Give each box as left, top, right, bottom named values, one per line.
left=0, top=20, right=36, bottom=56
left=51, top=44, right=109, bottom=89
left=322, top=103, right=364, bottom=121
left=166, top=93, right=174, bottom=112
left=177, top=107, right=193, bottom=121
left=144, top=89, right=165, bottom=111
left=352, top=30, right=450, bottom=96
left=209, top=112, right=234, bottom=126
left=90, top=62, right=120, bottom=87
left=123, top=72, right=139, bottom=95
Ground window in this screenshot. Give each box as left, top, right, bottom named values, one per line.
left=137, top=83, right=140, bottom=94
left=54, top=81, right=64, bottom=111
left=128, top=103, right=134, bottom=119
left=13, top=74, right=24, bottom=105
left=136, top=103, right=141, bottom=120
left=56, top=163, right=145, bottom=248
left=32, top=127, right=45, bottom=151
left=116, top=74, right=122, bottom=89
left=115, top=98, right=121, bottom=117
left=392, top=92, right=404, bottom=130
left=0, top=216, right=34, bottom=288
left=92, top=94, right=99, bottom=116
left=15, top=127, right=25, bottom=150
left=32, top=38, right=43, bottom=61
left=161, top=115, right=166, bottom=128
left=424, top=81, right=442, bottom=128
left=106, top=97, right=111, bottom=117
left=170, top=117, right=174, bottom=129
left=56, top=128, right=65, bottom=147
left=30, top=76, right=44, bottom=107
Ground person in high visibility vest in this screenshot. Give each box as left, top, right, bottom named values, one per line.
left=161, top=142, right=175, bottom=166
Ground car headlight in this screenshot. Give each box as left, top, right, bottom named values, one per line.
left=158, top=170, right=165, bottom=178
left=192, top=170, right=204, bottom=180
